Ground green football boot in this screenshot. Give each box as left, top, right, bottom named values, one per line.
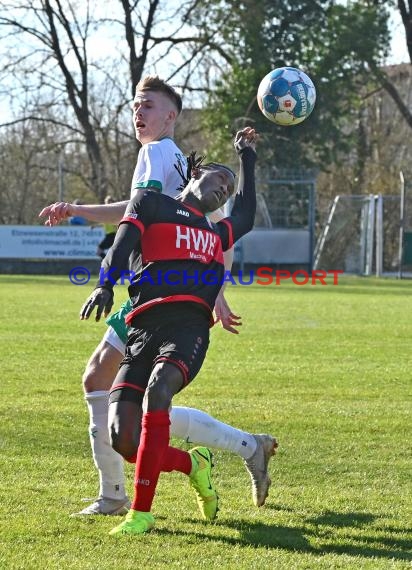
left=109, top=509, right=155, bottom=536
left=189, top=447, right=219, bottom=521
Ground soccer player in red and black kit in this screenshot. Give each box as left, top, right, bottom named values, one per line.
left=80, top=126, right=258, bottom=536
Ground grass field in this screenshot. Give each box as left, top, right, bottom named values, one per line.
left=0, top=274, right=411, bottom=569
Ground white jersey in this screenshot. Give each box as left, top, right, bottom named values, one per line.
left=130, top=137, right=187, bottom=199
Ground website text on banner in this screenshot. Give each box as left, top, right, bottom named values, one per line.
left=0, top=226, right=104, bottom=259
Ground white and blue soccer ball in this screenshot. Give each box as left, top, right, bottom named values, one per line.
left=257, top=67, right=316, bottom=126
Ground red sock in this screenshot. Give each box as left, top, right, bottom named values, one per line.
left=126, top=443, right=191, bottom=472
left=125, top=438, right=192, bottom=474
left=162, top=446, right=192, bottom=475
left=131, top=410, right=170, bottom=512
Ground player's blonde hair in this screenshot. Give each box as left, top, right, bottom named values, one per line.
left=135, top=75, right=182, bottom=115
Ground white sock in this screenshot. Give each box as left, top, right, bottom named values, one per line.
left=85, top=391, right=127, bottom=500
left=170, top=406, right=257, bottom=460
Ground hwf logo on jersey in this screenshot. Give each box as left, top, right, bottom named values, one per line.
left=175, top=225, right=217, bottom=256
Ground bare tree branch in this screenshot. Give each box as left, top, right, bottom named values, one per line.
left=0, top=115, right=84, bottom=134
left=368, top=62, right=412, bottom=130
left=120, top=0, right=160, bottom=94
left=398, top=0, right=412, bottom=63
left=54, top=0, right=88, bottom=78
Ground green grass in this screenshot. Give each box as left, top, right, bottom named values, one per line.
left=0, top=274, right=411, bottom=569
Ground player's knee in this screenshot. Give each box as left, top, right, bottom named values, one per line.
left=82, top=342, right=120, bottom=393
left=82, top=365, right=96, bottom=392
left=111, top=435, right=134, bottom=459
left=111, top=436, right=135, bottom=460
left=144, top=381, right=171, bottom=410
left=109, top=424, right=137, bottom=460
left=82, top=358, right=101, bottom=393
left=108, top=398, right=141, bottom=459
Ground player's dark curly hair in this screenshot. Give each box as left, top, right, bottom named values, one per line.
left=175, top=152, right=235, bottom=191
left=174, top=151, right=205, bottom=191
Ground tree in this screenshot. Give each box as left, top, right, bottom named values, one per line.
left=0, top=116, right=67, bottom=224
left=0, top=0, right=232, bottom=208
left=197, top=0, right=392, bottom=172
left=398, top=0, right=412, bottom=63
left=0, top=1, right=112, bottom=200
left=370, top=0, right=412, bottom=129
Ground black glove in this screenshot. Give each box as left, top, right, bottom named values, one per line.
left=80, top=287, right=114, bottom=321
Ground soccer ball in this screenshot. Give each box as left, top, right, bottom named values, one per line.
left=257, top=67, right=316, bottom=126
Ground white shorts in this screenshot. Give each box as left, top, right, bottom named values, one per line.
left=102, top=326, right=126, bottom=355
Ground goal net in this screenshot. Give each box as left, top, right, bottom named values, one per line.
left=314, top=195, right=402, bottom=275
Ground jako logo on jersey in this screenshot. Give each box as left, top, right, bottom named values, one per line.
left=175, top=225, right=216, bottom=255
left=125, top=212, right=139, bottom=219
left=176, top=209, right=189, bottom=217
left=136, top=478, right=150, bottom=486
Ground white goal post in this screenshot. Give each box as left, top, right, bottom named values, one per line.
left=314, top=194, right=400, bottom=276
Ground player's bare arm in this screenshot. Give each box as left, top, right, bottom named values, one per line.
left=39, top=200, right=130, bottom=226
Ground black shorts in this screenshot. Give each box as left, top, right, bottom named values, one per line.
left=110, top=303, right=210, bottom=404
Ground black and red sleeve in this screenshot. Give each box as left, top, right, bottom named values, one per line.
left=217, top=146, right=257, bottom=251
left=98, top=192, right=158, bottom=290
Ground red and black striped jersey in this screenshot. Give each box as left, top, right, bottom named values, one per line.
left=99, top=146, right=257, bottom=326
